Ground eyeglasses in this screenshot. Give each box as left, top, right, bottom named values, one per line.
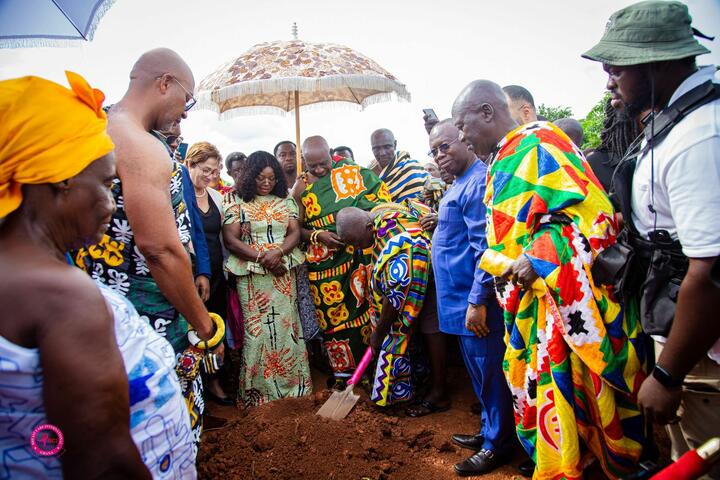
left=173, top=77, right=197, bottom=111
left=199, top=166, right=218, bottom=176
left=428, top=137, right=460, bottom=158
left=157, top=74, right=196, bottom=111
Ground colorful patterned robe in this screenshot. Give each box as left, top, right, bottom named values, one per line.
left=223, top=193, right=312, bottom=408
left=481, top=122, right=647, bottom=480
left=301, top=159, right=391, bottom=377
left=369, top=201, right=432, bottom=406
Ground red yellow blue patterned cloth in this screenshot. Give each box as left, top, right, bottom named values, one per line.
left=481, top=122, right=648, bottom=479
left=369, top=200, right=432, bottom=406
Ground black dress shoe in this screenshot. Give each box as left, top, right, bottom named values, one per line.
left=454, top=449, right=509, bottom=477
left=451, top=433, right=485, bottom=451
left=518, top=459, right=535, bottom=477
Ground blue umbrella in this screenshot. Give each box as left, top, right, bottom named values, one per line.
left=0, top=0, right=116, bottom=48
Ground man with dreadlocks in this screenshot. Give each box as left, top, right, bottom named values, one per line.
left=585, top=2, right=720, bottom=477
left=585, top=98, right=640, bottom=196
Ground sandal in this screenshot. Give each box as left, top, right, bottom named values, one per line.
left=405, top=399, right=451, bottom=417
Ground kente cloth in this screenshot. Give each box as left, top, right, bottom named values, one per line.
left=222, top=193, right=312, bottom=407
left=0, top=71, right=114, bottom=218
left=0, top=282, right=197, bottom=479
left=301, top=159, right=391, bottom=376
left=482, top=122, right=648, bottom=480
left=422, top=176, right=447, bottom=211
left=379, top=151, right=429, bottom=203
left=76, top=161, right=206, bottom=448
left=369, top=201, right=432, bottom=406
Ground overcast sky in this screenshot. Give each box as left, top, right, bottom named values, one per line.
left=1, top=0, right=719, bottom=172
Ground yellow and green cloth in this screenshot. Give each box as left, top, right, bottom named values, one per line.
left=301, top=159, right=391, bottom=377
left=482, top=122, right=648, bottom=480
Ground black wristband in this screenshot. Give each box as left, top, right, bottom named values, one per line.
left=652, top=364, right=683, bottom=389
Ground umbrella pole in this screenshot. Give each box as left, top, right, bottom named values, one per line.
left=294, top=90, right=302, bottom=174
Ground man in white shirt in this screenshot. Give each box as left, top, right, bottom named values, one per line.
left=584, top=1, right=720, bottom=476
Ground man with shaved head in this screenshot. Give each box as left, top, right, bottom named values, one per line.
left=453, top=80, right=647, bottom=478
left=370, top=128, right=428, bottom=202
left=336, top=201, right=432, bottom=407
left=554, top=117, right=585, bottom=148
left=299, top=135, right=392, bottom=387
left=77, top=48, right=218, bottom=450
left=502, top=84, right=538, bottom=126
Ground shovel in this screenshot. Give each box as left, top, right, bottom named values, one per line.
left=316, top=346, right=374, bottom=420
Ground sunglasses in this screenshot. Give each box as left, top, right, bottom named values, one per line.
left=157, top=74, right=196, bottom=111
left=428, top=137, right=460, bottom=158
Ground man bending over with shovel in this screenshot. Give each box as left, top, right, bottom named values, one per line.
left=336, top=201, right=432, bottom=407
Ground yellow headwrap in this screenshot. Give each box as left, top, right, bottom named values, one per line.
left=0, top=71, right=114, bottom=218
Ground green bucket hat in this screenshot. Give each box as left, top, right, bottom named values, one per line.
left=582, top=0, right=712, bottom=66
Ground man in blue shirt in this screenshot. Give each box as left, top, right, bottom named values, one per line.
left=429, top=120, right=514, bottom=476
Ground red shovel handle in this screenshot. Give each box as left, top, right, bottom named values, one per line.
left=348, top=347, right=374, bottom=387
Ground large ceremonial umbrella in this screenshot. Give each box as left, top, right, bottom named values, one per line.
left=197, top=27, right=411, bottom=171
left=0, top=0, right=116, bottom=48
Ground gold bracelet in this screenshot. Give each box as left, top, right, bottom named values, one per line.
left=273, top=245, right=284, bottom=255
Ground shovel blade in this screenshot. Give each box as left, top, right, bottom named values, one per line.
left=316, top=386, right=360, bottom=420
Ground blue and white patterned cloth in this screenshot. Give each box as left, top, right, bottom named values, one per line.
left=0, top=282, right=197, bottom=479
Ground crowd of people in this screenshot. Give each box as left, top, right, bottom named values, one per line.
left=0, top=1, right=718, bottom=479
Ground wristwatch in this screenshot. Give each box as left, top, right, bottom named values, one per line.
left=652, top=364, right=684, bottom=389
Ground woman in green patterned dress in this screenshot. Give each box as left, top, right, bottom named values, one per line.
left=222, top=151, right=311, bottom=407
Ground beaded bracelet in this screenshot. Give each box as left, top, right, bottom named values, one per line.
left=187, top=312, right=225, bottom=350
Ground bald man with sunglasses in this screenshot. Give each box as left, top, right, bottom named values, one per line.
left=77, top=48, right=220, bottom=449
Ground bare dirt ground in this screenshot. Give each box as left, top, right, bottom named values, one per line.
left=200, top=362, right=527, bottom=480
left=199, top=350, right=669, bottom=479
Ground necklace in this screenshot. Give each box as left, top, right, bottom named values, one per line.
left=195, top=189, right=207, bottom=198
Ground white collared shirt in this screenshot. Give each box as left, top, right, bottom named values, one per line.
left=632, top=65, right=720, bottom=364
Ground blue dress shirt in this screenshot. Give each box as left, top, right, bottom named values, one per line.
left=432, top=158, right=496, bottom=336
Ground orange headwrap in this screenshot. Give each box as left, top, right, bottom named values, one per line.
left=0, top=71, right=114, bottom=218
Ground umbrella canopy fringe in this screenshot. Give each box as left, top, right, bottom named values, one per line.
left=199, top=74, right=410, bottom=104
left=84, top=0, right=118, bottom=42
left=197, top=92, right=410, bottom=120
left=0, top=0, right=116, bottom=49
left=0, top=36, right=83, bottom=49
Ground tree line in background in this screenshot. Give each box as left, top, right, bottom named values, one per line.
left=539, top=92, right=610, bottom=151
